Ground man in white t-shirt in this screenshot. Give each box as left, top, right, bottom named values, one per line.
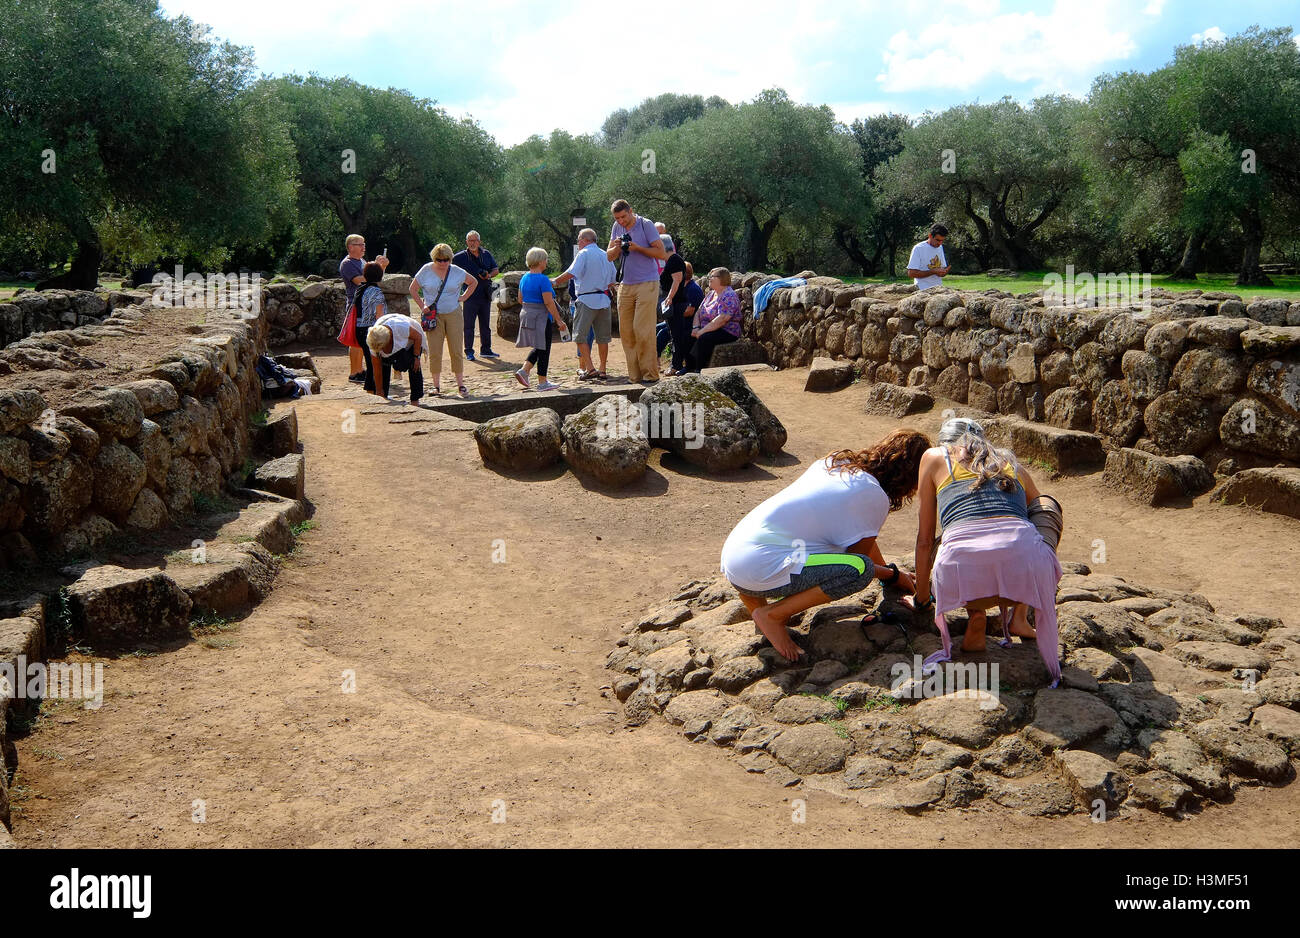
left=907, top=223, right=950, bottom=290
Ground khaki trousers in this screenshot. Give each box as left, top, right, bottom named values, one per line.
left=424, top=307, right=465, bottom=381
left=617, top=280, right=660, bottom=381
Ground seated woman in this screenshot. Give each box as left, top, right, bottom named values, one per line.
left=720, top=429, right=931, bottom=661
left=685, top=267, right=741, bottom=372
left=911, top=419, right=1064, bottom=687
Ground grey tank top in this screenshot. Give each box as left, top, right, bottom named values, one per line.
left=935, top=448, right=1028, bottom=531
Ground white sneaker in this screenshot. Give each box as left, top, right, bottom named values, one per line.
left=537, top=380, right=560, bottom=391
left=514, top=369, right=530, bottom=389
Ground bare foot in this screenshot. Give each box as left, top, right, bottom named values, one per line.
left=961, top=611, right=988, bottom=652
left=1008, top=606, right=1037, bottom=640
left=751, top=605, right=803, bottom=662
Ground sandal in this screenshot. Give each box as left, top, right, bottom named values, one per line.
left=459, top=385, right=469, bottom=397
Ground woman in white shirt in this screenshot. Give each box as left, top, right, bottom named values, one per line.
left=408, top=242, right=478, bottom=397
left=720, top=429, right=931, bottom=660
left=366, top=312, right=425, bottom=403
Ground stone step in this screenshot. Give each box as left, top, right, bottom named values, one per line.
left=984, top=417, right=1106, bottom=472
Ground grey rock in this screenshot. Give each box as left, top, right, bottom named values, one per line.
left=474, top=408, right=563, bottom=472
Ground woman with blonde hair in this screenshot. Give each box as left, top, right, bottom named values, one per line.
left=720, top=429, right=931, bottom=661
left=685, top=267, right=742, bottom=372
left=912, top=418, right=1064, bottom=686
left=409, top=242, right=477, bottom=397
left=514, top=246, right=569, bottom=391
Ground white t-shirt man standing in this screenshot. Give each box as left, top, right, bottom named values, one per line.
left=907, top=224, right=950, bottom=290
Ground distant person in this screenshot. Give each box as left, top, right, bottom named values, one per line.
left=654, top=221, right=668, bottom=277
left=660, top=240, right=696, bottom=376
left=720, top=429, right=930, bottom=661
left=514, top=247, right=568, bottom=392
left=366, top=311, right=425, bottom=404
left=606, top=199, right=667, bottom=383
left=453, top=231, right=499, bottom=361
left=409, top=243, right=477, bottom=397
left=353, top=261, right=387, bottom=393
left=340, top=234, right=389, bottom=382
left=552, top=228, right=617, bottom=381
left=685, top=267, right=741, bottom=372
left=907, top=223, right=950, bottom=290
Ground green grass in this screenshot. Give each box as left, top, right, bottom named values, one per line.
left=249, top=409, right=269, bottom=427
left=819, top=717, right=851, bottom=739
left=290, top=519, right=316, bottom=537
left=840, top=270, right=1300, bottom=301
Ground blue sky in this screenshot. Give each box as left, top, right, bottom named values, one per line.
left=163, top=0, right=1297, bottom=145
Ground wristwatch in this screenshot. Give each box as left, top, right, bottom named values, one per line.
left=883, top=563, right=900, bottom=584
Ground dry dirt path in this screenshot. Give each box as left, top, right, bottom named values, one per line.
left=10, top=340, right=1300, bottom=847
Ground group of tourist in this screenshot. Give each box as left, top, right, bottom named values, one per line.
left=336, top=199, right=742, bottom=402
left=721, top=417, right=1066, bottom=687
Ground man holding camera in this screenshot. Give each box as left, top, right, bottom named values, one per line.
left=606, top=199, right=667, bottom=383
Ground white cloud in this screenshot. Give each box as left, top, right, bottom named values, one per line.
left=828, top=101, right=903, bottom=126
left=162, top=0, right=897, bottom=145
left=875, top=0, right=1142, bottom=95
left=1142, top=0, right=1165, bottom=16
left=1191, top=26, right=1227, bottom=45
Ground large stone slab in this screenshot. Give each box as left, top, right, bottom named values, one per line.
left=66, top=565, right=193, bottom=647
left=1102, top=448, right=1214, bottom=505
left=864, top=382, right=933, bottom=417
left=805, top=357, right=855, bottom=392
left=1212, top=468, right=1300, bottom=521
left=984, top=417, right=1105, bottom=471
left=251, top=452, right=305, bottom=501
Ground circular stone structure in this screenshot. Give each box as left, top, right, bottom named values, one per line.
left=606, top=566, right=1298, bottom=818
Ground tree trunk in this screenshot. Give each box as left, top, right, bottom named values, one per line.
left=1235, top=206, right=1273, bottom=287
left=833, top=225, right=876, bottom=277
left=39, top=228, right=102, bottom=291
left=743, top=213, right=780, bottom=271
left=1168, top=232, right=1204, bottom=280
left=395, top=216, right=420, bottom=275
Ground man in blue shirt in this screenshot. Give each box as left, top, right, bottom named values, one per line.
left=340, top=233, right=389, bottom=382
left=553, top=228, right=618, bottom=379
left=452, top=230, right=500, bottom=361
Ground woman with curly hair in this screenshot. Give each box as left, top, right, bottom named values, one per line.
left=720, top=429, right=931, bottom=661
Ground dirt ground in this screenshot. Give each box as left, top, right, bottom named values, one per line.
left=9, top=334, right=1300, bottom=848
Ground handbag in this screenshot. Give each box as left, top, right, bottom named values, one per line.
left=420, top=270, right=449, bottom=331
left=338, top=289, right=361, bottom=347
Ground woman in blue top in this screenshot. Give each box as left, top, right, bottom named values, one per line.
left=408, top=242, right=477, bottom=397
left=514, top=247, right=569, bottom=391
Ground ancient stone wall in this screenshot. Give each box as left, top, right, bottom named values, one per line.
left=734, top=273, right=1300, bottom=474
left=0, top=302, right=270, bottom=560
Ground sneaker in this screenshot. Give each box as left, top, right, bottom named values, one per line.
left=481, top=350, right=500, bottom=359
left=465, top=350, right=476, bottom=361
left=514, top=369, right=530, bottom=389
left=348, top=372, right=365, bottom=383
left=537, top=380, right=560, bottom=391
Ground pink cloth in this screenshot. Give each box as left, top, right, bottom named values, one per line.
left=925, top=516, right=1063, bottom=687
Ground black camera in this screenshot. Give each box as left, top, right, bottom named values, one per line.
left=620, top=233, right=632, bottom=255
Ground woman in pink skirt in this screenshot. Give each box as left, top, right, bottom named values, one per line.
left=910, top=419, right=1064, bottom=687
